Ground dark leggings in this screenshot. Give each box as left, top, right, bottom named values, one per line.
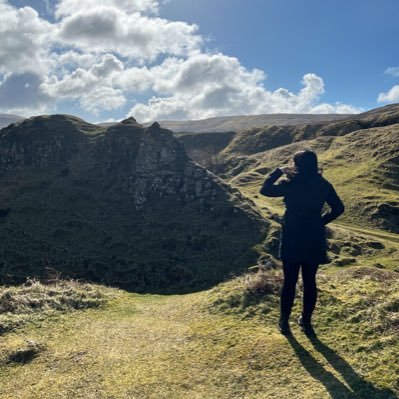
left=280, top=261, right=319, bottom=322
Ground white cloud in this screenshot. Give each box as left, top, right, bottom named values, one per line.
left=57, top=6, right=202, bottom=61
left=44, top=54, right=124, bottom=98
left=379, top=66, right=399, bottom=104
left=113, top=66, right=153, bottom=92
left=127, top=54, right=361, bottom=122
left=0, top=2, right=54, bottom=74
left=378, top=85, right=399, bottom=103
left=0, top=0, right=361, bottom=119
left=42, top=54, right=126, bottom=113
left=55, top=0, right=159, bottom=17
left=310, top=103, right=363, bottom=114
left=151, top=54, right=265, bottom=94
left=80, top=87, right=126, bottom=114
left=384, top=67, right=399, bottom=78
left=48, top=51, right=98, bottom=74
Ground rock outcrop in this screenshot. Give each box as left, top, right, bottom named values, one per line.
left=0, top=115, right=268, bottom=293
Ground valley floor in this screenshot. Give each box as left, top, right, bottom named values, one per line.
left=0, top=285, right=397, bottom=399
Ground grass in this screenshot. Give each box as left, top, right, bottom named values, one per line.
left=224, top=124, right=399, bottom=234
left=0, top=279, right=112, bottom=334
left=182, top=117, right=399, bottom=237
left=0, top=263, right=398, bottom=398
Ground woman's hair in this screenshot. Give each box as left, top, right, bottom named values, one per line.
left=286, top=149, right=320, bottom=179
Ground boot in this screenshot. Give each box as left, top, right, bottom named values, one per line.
left=298, top=315, right=316, bottom=337
left=278, top=314, right=291, bottom=335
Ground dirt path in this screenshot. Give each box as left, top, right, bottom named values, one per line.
left=332, top=223, right=399, bottom=244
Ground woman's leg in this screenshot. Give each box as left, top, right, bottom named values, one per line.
left=301, top=263, right=319, bottom=322
left=280, top=261, right=301, bottom=320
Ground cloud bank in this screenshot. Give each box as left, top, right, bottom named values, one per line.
left=378, top=66, right=399, bottom=104
left=0, top=0, right=362, bottom=120
left=378, top=86, right=399, bottom=103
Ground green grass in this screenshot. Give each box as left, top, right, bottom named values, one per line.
left=0, top=264, right=398, bottom=398
left=225, top=124, right=399, bottom=235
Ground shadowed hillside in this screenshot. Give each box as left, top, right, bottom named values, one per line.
left=0, top=115, right=268, bottom=293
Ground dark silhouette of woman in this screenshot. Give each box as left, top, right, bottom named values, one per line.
left=260, top=150, right=344, bottom=336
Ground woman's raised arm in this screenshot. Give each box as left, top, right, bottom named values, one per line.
left=259, top=167, right=289, bottom=197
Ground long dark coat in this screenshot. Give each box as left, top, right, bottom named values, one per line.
left=260, top=168, right=344, bottom=264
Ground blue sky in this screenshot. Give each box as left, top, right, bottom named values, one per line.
left=161, top=0, right=399, bottom=107
left=1, top=0, right=399, bottom=122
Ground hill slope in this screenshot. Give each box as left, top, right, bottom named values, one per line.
left=179, top=104, right=399, bottom=161
left=178, top=105, right=399, bottom=234
left=0, top=115, right=268, bottom=293
left=225, top=124, right=399, bottom=233
left=83, top=104, right=399, bottom=135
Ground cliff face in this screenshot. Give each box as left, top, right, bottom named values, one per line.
left=94, top=118, right=219, bottom=210
left=0, top=115, right=268, bottom=293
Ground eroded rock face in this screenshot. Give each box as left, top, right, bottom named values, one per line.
left=0, top=115, right=268, bottom=293
left=94, top=119, right=229, bottom=210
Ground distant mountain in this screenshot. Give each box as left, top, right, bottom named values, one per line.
left=0, top=114, right=23, bottom=129
left=179, top=104, right=399, bottom=160
left=102, top=105, right=399, bottom=135
left=157, top=113, right=352, bottom=133
left=0, top=115, right=267, bottom=293
left=99, top=114, right=351, bottom=133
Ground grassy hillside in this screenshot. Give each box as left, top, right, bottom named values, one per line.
left=226, top=124, right=399, bottom=234
left=179, top=104, right=399, bottom=162
left=177, top=106, right=399, bottom=235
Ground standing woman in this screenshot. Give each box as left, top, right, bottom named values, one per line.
left=260, top=150, right=344, bottom=336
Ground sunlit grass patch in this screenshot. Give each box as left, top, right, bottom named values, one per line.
left=0, top=278, right=114, bottom=334
left=207, top=265, right=282, bottom=319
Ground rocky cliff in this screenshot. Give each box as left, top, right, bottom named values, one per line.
left=0, top=115, right=268, bottom=293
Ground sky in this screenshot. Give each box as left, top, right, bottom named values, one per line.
left=0, top=0, right=399, bottom=123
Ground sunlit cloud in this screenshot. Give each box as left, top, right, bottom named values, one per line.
left=0, top=0, right=362, bottom=120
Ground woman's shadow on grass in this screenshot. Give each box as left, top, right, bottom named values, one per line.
left=285, top=333, right=397, bottom=399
